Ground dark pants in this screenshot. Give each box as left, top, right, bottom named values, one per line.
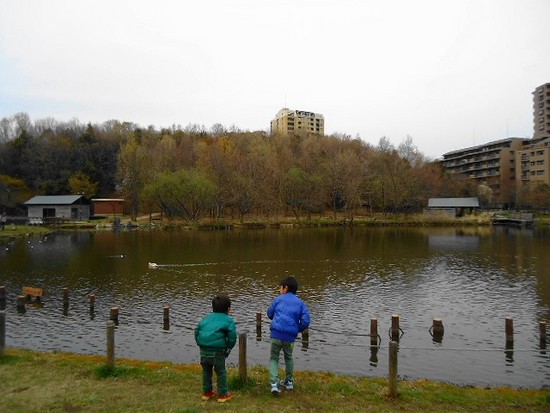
left=200, top=351, right=228, bottom=396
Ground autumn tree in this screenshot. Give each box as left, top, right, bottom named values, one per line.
left=68, top=172, right=99, bottom=198
left=142, top=169, right=217, bottom=222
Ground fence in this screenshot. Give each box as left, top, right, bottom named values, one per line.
left=0, top=285, right=548, bottom=397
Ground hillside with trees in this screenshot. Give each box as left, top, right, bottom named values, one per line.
left=0, top=112, right=476, bottom=222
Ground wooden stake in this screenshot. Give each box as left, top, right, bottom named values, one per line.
left=391, top=314, right=400, bottom=342
left=110, top=306, right=119, bottom=325
left=370, top=318, right=378, bottom=347
left=62, top=287, right=69, bottom=306
left=505, top=317, right=514, bottom=342
left=239, top=332, right=247, bottom=383
left=17, top=295, right=26, bottom=313
left=163, top=305, right=170, bottom=330
left=256, top=311, right=262, bottom=339
left=389, top=340, right=398, bottom=398
left=0, top=311, right=5, bottom=357
left=106, top=321, right=115, bottom=368
left=432, top=318, right=444, bottom=343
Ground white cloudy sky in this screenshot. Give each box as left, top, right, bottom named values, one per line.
left=1, top=0, right=549, bottom=159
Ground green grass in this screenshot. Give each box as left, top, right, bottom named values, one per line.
left=1, top=348, right=548, bottom=413
left=0, top=225, right=50, bottom=238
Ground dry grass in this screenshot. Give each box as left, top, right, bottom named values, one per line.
left=1, top=349, right=548, bottom=413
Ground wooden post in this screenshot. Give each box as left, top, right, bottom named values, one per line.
left=106, top=320, right=115, bottom=368
left=89, top=294, right=95, bottom=319
left=505, top=317, right=514, bottom=342
left=0, top=311, right=5, bottom=357
left=238, top=332, right=247, bottom=384
left=540, top=320, right=547, bottom=349
left=505, top=317, right=514, bottom=361
left=0, top=286, right=5, bottom=311
left=163, top=305, right=170, bottom=330
left=256, top=311, right=262, bottom=340
left=389, top=340, right=398, bottom=398
left=370, top=318, right=378, bottom=347
left=17, top=295, right=26, bottom=313
left=110, top=306, right=119, bottom=325
left=63, top=287, right=69, bottom=306
left=301, top=328, right=309, bottom=349
left=391, top=314, right=400, bottom=342
left=432, top=318, right=444, bottom=343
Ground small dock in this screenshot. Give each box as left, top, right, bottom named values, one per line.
left=492, top=213, right=534, bottom=227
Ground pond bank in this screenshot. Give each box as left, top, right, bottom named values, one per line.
left=1, top=348, right=549, bottom=413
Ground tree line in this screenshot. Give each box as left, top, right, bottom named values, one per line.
left=0, top=112, right=486, bottom=222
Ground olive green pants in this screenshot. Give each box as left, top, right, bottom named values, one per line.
left=200, top=351, right=228, bottom=396
left=270, top=338, right=294, bottom=384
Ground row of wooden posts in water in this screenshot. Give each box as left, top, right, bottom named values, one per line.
left=1, top=286, right=549, bottom=398
left=1, top=285, right=548, bottom=349
left=0, top=307, right=404, bottom=399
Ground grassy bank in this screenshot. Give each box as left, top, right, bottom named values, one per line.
left=1, top=349, right=548, bottom=413
left=5, top=211, right=550, bottom=237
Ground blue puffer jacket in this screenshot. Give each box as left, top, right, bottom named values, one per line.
left=267, top=292, right=310, bottom=342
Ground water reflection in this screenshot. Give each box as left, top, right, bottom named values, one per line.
left=1, top=226, right=549, bottom=388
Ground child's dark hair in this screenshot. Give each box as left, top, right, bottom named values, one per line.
left=212, top=295, right=231, bottom=313
left=280, top=276, right=298, bottom=294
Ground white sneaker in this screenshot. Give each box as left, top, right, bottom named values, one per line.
left=270, top=383, right=281, bottom=395
left=280, top=380, right=294, bottom=390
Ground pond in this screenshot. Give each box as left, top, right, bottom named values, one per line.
left=1, top=225, right=549, bottom=388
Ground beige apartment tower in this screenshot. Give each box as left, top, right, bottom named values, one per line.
left=271, top=108, right=324, bottom=136
left=441, top=138, right=524, bottom=208
left=533, top=83, right=550, bottom=141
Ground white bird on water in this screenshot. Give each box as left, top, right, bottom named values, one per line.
left=148, top=262, right=158, bottom=268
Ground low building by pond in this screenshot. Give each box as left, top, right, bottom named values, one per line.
left=24, top=195, right=91, bottom=221
left=91, top=198, right=125, bottom=215
left=426, top=197, right=480, bottom=218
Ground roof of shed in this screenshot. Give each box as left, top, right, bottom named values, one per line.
left=24, top=195, right=87, bottom=205
left=428, top=197, right=480, bottom=208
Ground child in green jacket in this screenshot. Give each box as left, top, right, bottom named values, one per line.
left=194, top=295, right=237, bottom=403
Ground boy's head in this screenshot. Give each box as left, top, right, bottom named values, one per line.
left=279, top=276, right=298, bottom=294
left=212, top=295, right=231, bottom=313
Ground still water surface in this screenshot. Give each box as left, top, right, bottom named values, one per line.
left=1, top=226, right=549, bottom=388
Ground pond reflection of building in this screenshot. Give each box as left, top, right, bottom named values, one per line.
left=428, top=234, right=481, bottom=251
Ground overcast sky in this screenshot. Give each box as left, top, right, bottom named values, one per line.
left=1, top=0, right=549, bottom=159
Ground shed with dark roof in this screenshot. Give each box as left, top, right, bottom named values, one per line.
left=24, top=195, right=91, bottom=221
left=426, top=197, right=480, bottom=217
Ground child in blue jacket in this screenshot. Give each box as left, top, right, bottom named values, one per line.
left=195, top=295, right=237, bottom=403
left=267, top=276, right=310, bottom=394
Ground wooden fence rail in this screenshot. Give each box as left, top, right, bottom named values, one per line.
left=1, top=285, right=549, bottom=398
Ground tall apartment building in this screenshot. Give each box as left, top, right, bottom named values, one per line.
left=441, top=138, right=524, bottom=207
left=270, top=108, right=324, bottom=136
left=516, top=136, right=550, bottom=200
left=440, top=83, right=550, bottom=208
left=533, top=83, right=550, bottom=141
